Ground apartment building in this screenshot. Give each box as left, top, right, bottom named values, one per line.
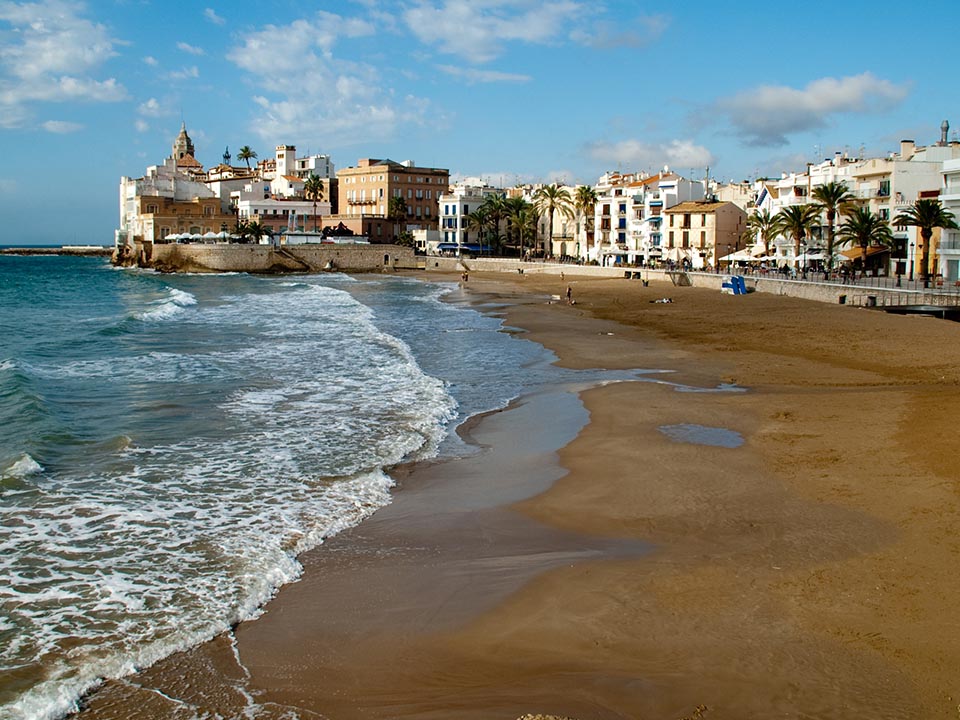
left=662, top=201, right=747, bottom=269
left=437, top=181, right=503, bottom=254
left=592, top=170, right=704, bottom=265
left=336, top=158, right=449, bottom=241
left=939, top=158, right=960, bottom=282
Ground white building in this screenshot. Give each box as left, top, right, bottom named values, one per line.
left=592, top=169, right=704, bottom=266
left=939, top=158, right=960, bottom=282
left=437, top=181, right=502, bottom=255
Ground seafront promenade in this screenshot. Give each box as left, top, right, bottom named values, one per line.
left=434, top=256, right=960, bottom=310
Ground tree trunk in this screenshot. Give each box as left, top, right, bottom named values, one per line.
left=921, top=228, right=932, bottom=288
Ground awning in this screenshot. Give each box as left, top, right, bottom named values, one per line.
left=840, top=246, right=891, bottom=260
left=436, top=243, right=490, bottom=252
left=719, top=250, right=756, bottom=262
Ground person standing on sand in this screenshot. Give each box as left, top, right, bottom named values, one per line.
left=566, top=286, right=572, bottom=304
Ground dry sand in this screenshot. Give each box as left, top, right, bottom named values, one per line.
left=78, top=272, right=960, bottom=720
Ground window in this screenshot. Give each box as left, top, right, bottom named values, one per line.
left=668, top=231, right=674, bottom=247
left=669, top=215, right=675, bottom=227
left=619, top=203, right=627, bottom=214
left=427, top=190, right=432, bottom=199
left=407, top=189, right=413, bottom=199
left=700, top=231, right=706, bottom=247
left=424, top=207, right=431, bottom=218
left=416, top=189, right=423, bottom=199
left=416, top=206, right=422, bottom=218
left=682, top=230, right=689, bottom=248
left=463, top=204, right=469, bottom=214
left=701, top=214, right=707, bottom=225
left=379, top=188, right=384, bottom=198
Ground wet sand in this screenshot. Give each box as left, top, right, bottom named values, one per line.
left=79, top=272, right=960, bottom=719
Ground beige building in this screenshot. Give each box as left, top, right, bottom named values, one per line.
left=335, top=158, right=449, bottom=241
left=662, top=201, right=747, bottom=269
left=138, top=195, right=236, bottom=242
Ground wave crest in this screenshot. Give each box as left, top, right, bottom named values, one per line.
left=135, top=288, right=197, bottom=322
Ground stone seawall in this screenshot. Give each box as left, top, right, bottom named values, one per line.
left=427, top=257, right=955, bottom=308
left=116, top=242, right=416, bottom=274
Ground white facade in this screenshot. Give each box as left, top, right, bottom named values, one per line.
left=117, top=156, right=218, bottom=247
left=939, top=158, right=960, bottom=282
left=592, top=170, right=704, bottom=266
left=437, top=182, right=502, bottom=254
left=232, top=179, right=330, bottom=230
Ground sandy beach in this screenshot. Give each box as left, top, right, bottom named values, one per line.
left=78, top=271, right=960, bottom=719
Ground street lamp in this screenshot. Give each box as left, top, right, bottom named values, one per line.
left=908, top=242, right=915, bottom=282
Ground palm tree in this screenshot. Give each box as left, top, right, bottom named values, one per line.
left=465, top=207, right=491, bottom=253
left=837, top=206, right=894, bottom=270
left=303, top=173, right=324, bottom=232
left=388, top=196, right=408, bottom=242
left=574, top=185, right=598, bottom=259
left=743, top=209, right=782, bottom=255
left=480, top=194, right=508, bottom=248
left=893, top=198, right=959, bottom=288
left=506, top=198, right=536, bottom=258
left=812, top=181, right=855, bottom=269
left=236, top=220, right=267, bottom=244
left=237, top=146, right=257, bottom=171
left=533, top=184, right=573, bottom=258
left=776, top=204, right=821, bottom=268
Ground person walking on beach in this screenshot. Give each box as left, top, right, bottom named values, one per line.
left=566, top=285, right=573, bottom=304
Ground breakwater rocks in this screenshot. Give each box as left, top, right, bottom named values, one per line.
left=2, top=246, right=112, bottom=257
left=112, top=242, right=416, bottom=274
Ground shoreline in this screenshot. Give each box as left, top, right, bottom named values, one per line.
left=76, top=270, right=960, bottom=719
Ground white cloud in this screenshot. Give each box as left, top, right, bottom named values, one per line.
left=228, top=13, right=427, bottom=144
left=176, top=41, right=205, bottom=56
left=135, top=118, right=149, bottom=133
left=168, top=66, right=200, bottom=81
left=138, top=97, right=163, bottom=117
left=5, top=76, right=126, bottom=103
left=586, top=138, right=715, bottom=173
left=715, top=73, right=910, bottom=147
left=403, top=0, right=582, bottom=63
left=204, top=8, right=225, bottom=25
left=143, top=56, right=158, bottom=66
left=438, top=64, right=530, bottom=83
left=41, top=119, right=82, bottom=133
left=570, top=13, right=669, bottom=48
left=0, top=0, right=126, bottom=127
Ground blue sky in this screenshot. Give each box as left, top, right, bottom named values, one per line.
left=1, top=0, right=957, bottom=246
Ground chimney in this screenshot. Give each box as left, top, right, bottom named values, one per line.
left=940, top=120, right=950, bottom=146
left=899, top=140, right=915, bottom=160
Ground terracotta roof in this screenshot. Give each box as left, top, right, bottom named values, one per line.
left=176, top=154, right=203, bottom=168
left=283, top=175, right=303, bottom=182
left=663, top=201, right=734, bottom=213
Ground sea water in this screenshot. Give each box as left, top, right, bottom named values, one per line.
left=0, top=256, right=569, bottom=720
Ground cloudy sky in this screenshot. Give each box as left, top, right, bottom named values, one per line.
left=1, top=0, right=956, bottom=245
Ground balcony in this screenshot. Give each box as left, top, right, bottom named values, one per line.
left=347, top=197, right=376, bottom=205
